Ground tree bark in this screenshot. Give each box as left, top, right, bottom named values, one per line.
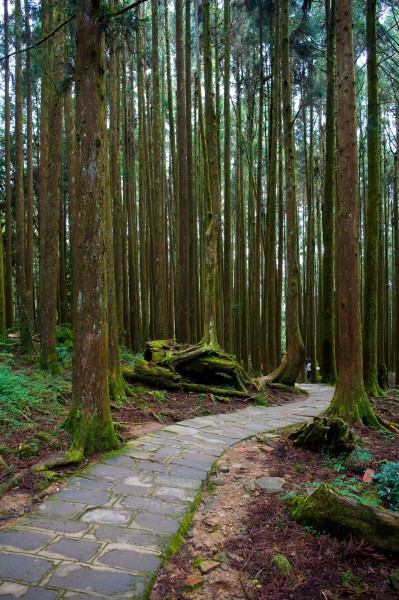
left=14, top=0, right=32, bottom=354
left=363, top=0, right=383, bottom=397
left=68, top=0, right=118, bottom=456
left=4, top=0, right=14, bottom=331
left=265, top=0, right=305, bottom=385
left=328, top=0, right=378, bottom=425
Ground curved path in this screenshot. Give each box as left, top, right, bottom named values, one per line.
left=0, top=384, right=333, bottom=599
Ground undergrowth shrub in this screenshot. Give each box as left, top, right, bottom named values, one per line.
left=0, top=364, right=70, bottom=439
left=373, top=461, right=399, bottom=510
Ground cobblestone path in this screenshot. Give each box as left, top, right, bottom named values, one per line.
left=0, top=384, right=333, bottom=599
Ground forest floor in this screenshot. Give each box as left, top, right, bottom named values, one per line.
left=1, top=332, right=399, bottom=598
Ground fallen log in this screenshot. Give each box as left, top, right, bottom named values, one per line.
left=288, top=483, right=399, bottom=553
left=136, top=340, right=255, bottom=392
left=122, top=361, right=251, bottom=398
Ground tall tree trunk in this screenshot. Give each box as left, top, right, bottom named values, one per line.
left=223, top=0, right=233, bottom=353
left=39, top=6, right=63, bottom=371
left=394, top=109, right=399, bottom=385
left=265, top=0, right=305, bottom=385
left=109, top=0, right=124, bottom=342
left=363, top=0, right=383, bottom=396
left=137, top=8, right=149, bottom=344
left=151, top=0, right=167, bottom=339
left=176, top=0, right=190, bottom=342
left=68, top=0, right=118, bottom=456
left=15, top=0, right=32, bottom=353
left=64, top=84, right=76, bottom=325
left=328, top=0, right=378, bottom=425
left=4, top=0, right=14, bottom=330
left=202, top=0, right=222, bottom=347
left=264, top=0, right=281, bottom=373
left=24, top=0, right=34, bottom=323
left=321, top=0, right=337, bottom=383
left=127, top=56, right=141, bottom=351
left=186, top=0, right=198, bottom=341
left=252, top=0, right=263, bottom=376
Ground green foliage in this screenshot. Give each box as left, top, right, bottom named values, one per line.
left=120, top=350, right=144, bottom=366
left=0, top=364, right=70, bottom=439
left=147, top=390, right=168, bottom=404
left=55, top=325, right=73, bottom=348
left=310, top=473, right=381, bottom=507
left=254, top=393, right=270, bottom=407
left=373, top=462, right=399, bottom=511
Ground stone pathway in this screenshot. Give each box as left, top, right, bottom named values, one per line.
left=0, top=384, right=333, bottom=599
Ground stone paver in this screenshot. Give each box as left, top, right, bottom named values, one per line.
left=0, top=384, right=332, bottom=599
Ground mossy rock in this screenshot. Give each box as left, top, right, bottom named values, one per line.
left=270, top=554, right=292, bottom=576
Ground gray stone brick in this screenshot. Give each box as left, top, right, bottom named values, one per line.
left=130, top=512, right=181, bottom=534
left=121, top=495, right=187, bottom=517
left=0, top=553, right=53, bottom=584
left=45, top=538, right=102, bottom=561
left=92, top=525, right=168, bottom=553
left=97, top=547, right=162, bottom=573
left=0, top=583, right=57, bottom=600
left=0, top=530, right=54, bottom=552
left=47, top=563, right=149, bottom=598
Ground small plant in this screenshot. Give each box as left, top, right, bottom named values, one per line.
left=147, top=390, right=168, bottom=404
left=254, top=394, right=270, bottom=407
left=197, top=393, right=207, bottom=404
left=293, top=463, right=305, bottom=473
left=373, top=461, right=399, bottom=510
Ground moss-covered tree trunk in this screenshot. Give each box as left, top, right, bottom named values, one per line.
left=24, top=0, right=34, bottom=324
left=394, top=110, right=399, bottom=386
left=252, top=0, right=263, bottom=376
left=4, top=0, right=14, bottom=331
left=39, top=5, right=63, bottom=372
left=176, top=0, right=190, bottom=343
left=14, top=0, right=32, bottom=354
left=321, top=0, right=337, bottom=384
left=265, top=0, right=305, bottom=385
left=363, top=0, right=383, bottom=397
left=264, top=0, right=281, bottom=374
left=150, top=0, right=167, bottom=340
left=202, top=0, right=222, bottom=348
left=69, top=0, right=118, bottom=457
left=328, top=0, right=378, bottom=426
left=223, top=0, right=233, bottom=355
left=137, top=6, right=149, bottom=345
left=0, top=215, right=5, bottom=336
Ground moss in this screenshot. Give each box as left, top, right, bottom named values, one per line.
left=67, top=406, right=119, bottom=457
left=108, top=372, right=127, bottom=404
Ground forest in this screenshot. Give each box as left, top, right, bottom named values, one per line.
left=1, top=0, right=399, bottom=597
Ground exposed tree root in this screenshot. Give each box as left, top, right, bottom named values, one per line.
left=31, top=450, right=84, bottom=472
left=0, top=472, right=26, bottom=499
left=376, top=416, right=399, bottom=435
left=289, top=416, right=356, bottom=455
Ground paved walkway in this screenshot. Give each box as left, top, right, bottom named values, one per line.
left=0, top=384, right=333, bottom=599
